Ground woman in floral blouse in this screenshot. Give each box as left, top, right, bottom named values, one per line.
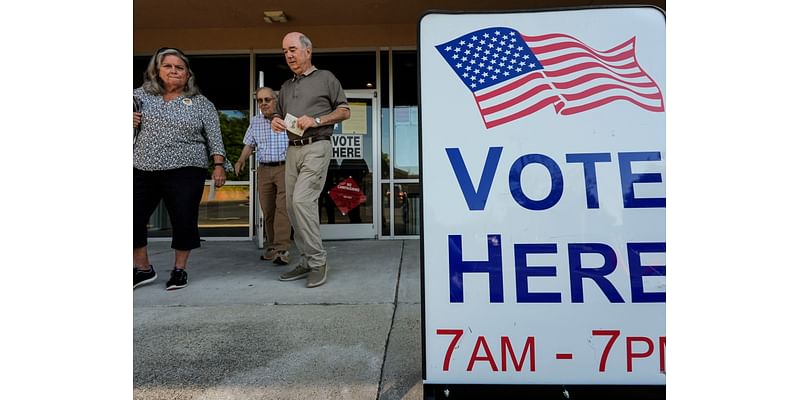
left=132, top=47, right=230, bottom=291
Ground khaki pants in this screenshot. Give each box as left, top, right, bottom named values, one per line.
left=285, top=140, right=331, bottom=269
left=258, top=163, right=291, bottom=252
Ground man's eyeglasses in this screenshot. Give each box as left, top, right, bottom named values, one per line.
left=256, top=98, right=274, bottom=104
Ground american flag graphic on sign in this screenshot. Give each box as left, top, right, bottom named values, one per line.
left=435, top=27, right=665, bottom=129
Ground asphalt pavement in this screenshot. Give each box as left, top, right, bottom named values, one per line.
left=133, top=239, right=422, bottom=400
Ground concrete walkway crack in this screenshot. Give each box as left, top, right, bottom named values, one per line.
left=375, top=239, right=405, bottom=400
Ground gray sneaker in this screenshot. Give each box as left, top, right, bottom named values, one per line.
left=279, top=264, right=311, bottom=281
left=306, top=264, right=328, bottom=288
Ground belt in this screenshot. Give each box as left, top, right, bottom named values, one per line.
left=289, top=135, right=330, bottom=146
left=259, top=161, right=285, bottom=167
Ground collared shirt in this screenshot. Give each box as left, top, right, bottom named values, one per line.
left=243, top=113, right=288, bottom=163
left=133, top=87, right=229, bottom=171
left=275, top=66, right=349, bottom=141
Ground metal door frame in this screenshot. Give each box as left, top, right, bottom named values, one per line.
left=320, top=89, right=379, bottom=240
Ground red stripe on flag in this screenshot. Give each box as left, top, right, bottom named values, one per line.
left=480, top=83, right=553, bottom=114
left=483, top=95, right=563, bottom=128
left=540, top=61, right=643, bottom=79
left=552, top=72, right=657, bottom=90
left=560, top=83, right=663, bottom=102
left=560, top=95, right=665, bottom=115
left=475, top=72, right=540, bottom=102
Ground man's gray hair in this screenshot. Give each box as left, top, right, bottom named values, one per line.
left=298, top=34, right=313, bottom=49
left=256, top=86, right=276, bottom=98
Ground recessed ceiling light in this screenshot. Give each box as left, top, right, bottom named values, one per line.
left=263, top=11, right=288, bottom=23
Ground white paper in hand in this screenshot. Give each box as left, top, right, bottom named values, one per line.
left=284, top=113, right=306, bottom=136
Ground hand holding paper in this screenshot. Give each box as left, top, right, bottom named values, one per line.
left=284, top=113, right=306, bottom=136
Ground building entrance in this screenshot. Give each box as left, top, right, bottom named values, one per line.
left=319, top=90, right=378, bottom=239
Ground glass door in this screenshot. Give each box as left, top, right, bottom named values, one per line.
left=319, top=90, right=378, bottom=239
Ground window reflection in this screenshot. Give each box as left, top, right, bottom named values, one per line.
left=392, top=183, right=420, bottom=235
left=381, top=108, right=390, bottom=180
left=379, top=50, right=421, bottom=237
left=393, top=106, right=419, bottom=179
left=381, top=183, right=390, bottom=237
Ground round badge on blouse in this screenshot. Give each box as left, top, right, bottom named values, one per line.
left=182, top=98, right=193, bottom=106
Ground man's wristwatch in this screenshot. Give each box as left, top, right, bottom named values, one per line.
left=314, top=117, right=322, bottom=127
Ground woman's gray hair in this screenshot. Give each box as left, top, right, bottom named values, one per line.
left=142, top=48, right=200, bottom=97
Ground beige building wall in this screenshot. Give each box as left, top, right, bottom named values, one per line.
left=134, top=24, right=417, bottom=54
left=133, top=1, right=665, bottom=54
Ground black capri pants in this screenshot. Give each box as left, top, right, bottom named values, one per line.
left=134, top=167, right=207, bottom=250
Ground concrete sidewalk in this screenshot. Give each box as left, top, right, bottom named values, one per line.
left=134, top=239, right=422, bottom=400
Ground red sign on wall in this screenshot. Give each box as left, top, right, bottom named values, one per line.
left=328, top=177, right=367, bottom=215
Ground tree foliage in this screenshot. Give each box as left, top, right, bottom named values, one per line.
left=213, top=110, right=250, bottom=180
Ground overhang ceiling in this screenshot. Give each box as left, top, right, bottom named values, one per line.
left=134, top=0, right=665, bottom=53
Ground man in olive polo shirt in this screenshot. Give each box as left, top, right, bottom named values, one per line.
left=271, top=31, right=350, bottom=288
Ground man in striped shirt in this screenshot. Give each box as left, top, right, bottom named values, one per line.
left=235, top=86, right=292, bottom=265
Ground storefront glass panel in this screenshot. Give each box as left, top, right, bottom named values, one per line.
left=393, top=183, right=420, bottom=236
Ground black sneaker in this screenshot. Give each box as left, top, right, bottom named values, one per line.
left=134, top=266, right=157, bottom=289
left=166, top=268, right=188, bottom=290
